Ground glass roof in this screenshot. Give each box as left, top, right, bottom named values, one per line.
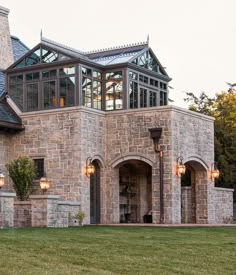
left=92, top=51, right=141, bottom=65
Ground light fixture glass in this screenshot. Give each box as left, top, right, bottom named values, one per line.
left=0, top=171, right=5, bottom=188
left=176, top=156, right=186, bottom=177
left=85, top=157, right=95, bottom=177
left=40, top=175, right=51, bottom=193
left=211, top=163, right=220, bottom=180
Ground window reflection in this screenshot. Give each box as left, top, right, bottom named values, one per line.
left=59, top=77, right=75, bottom=107
left=106, top=71, right=123, bottom=110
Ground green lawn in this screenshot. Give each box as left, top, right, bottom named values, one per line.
left=0, top=226, right=235, bottom=274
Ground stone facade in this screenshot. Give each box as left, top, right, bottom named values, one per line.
left=14, top=201, right=32, bottom=227
left=1, top=102, right=234, bottom=225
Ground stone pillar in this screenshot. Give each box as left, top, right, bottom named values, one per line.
left=57, top=201, right=69, bottom=227
left=30, top=195, right=59, bottom=227
left=0, top=192, right=16, bottom=228
left=14, top=201, right=32, bottom=228
left=0, top=6, right=14, bottom=70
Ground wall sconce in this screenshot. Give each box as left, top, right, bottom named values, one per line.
left=85, top=157, right=95, bottom=177
left=0, top=170, right=5, bottom=189
left=40, top=174, right=51, bottom=193
left=211, top=162, right=220, bottom=180
left=176, top=156, right=186, bottom=177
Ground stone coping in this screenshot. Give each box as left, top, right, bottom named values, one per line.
left=0, top=192, right=16, bottom=198
left=18, top=104, right=214, bottom=122
left=181, top=186, right=191, bottom=189
left=58, top=201, right=80, bottom=206
left=29, top=195, right=60, bottom=200
left=213, top=187, right=234, bottom=192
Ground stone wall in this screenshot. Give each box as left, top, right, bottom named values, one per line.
left=0, top=192, right=15, bottom=227
left=105, top=106, right=215, bottom=224
left=209, top=187, right=234, bottom=223
left=14, top=201, right=32, bottom=227
left=3, top=105, right=219, bottom=224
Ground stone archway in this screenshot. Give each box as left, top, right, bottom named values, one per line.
left=181, top=160, right=209, bottom=224
left=113, top=159, right=152, bottom=224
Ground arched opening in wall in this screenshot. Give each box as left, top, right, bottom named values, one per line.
left=119, top=160, right=152, bottom=223
left=180, top=160, right=208, bottom=224
left=90, top=160, right=100, bottom=224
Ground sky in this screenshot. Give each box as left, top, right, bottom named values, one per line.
left=1, top=0, right=236, bottom=108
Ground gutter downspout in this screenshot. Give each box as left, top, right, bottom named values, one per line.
left=149, top=128, right=164, bottom=224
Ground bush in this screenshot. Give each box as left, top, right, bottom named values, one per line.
left=6, top=156, right=36, bottom=201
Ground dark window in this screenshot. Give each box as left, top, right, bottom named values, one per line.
left=129, top=81, right=138, bottom=109
left=43, top=81, right=56, bottom=108
left=140, top=88, right=147, bottom=108
left=9, top=75, right=23, bottom=110
left=26, top=83, right=39, bottom=111
left=26, top=72, right=40, bottom=81
left=33, top=159, right=44, bottom=179
left=150, top=91, right=157, bottom=107
left=160, top=91, right=167, bottom=106
left=42, top=69, right=57, bottom=79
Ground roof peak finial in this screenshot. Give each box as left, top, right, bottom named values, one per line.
left=40, top=29, right=42, bottom=41
left=147, top=34, right=150, bottom=47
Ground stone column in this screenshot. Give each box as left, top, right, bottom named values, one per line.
left=0, top=6, right=14, bottom=70
left=30, top=195, right=59, bottom=227
left=14, top=201, right=32, bottom=228
left=0, top=192, right=16, bottom=228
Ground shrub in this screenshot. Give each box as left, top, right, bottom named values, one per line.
left=6, top=156, right=36, bottom=201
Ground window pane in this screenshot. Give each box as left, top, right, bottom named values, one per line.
left=140, top=88, right=147, bottom=108
left=27, top=83, right=39, bottom=111
left=81, top=67, right=92, bottom=76
left=129, top=71, right=138, bottom=80
left=59, top=66, right=75, bottom=76
left=150, top=91, right=157, bottom=107
left=26, top=72, right=40, bottom=81
left=42, top=69, right=57, bottom=78
left=9, top=75, right=23, bottom=110
left=25, top=49, right=41, bottom=66
left=92, top=80, right=102, bottom=110
left=43, top=81, right=56, bottom=108
left=59, top=77, right=75, bottom=107
left=129, top=81, right=138, bottom=109
left=93, top=70, right=102, bottom=79
left=106, top=71, right=123, bottom=110
left=82, top=77, right=92, bottom=107
left=33, top=159, right=44, bottom=179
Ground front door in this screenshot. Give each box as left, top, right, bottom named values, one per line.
left=90, top=161, right=100, bottom=224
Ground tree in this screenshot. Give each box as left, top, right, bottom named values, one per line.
left=184, top=88, right=236, bottom=190
left=6, top=156, right=36, bottom=201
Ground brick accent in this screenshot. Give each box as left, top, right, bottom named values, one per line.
left=14, top=201, right=32, bottom=227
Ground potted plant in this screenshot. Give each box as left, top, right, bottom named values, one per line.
left=6, top=156, right=36, bottom=201
left=76, top=210, right=86, bottom=226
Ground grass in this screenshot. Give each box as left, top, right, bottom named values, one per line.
left=0, top=226, right=235, bottom=274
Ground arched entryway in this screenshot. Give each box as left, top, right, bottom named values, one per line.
left=118, top=160, right=152, bottom=223
left=90, top=160, right=100, bottom=224
left=181, top=160, right=208, bottom=224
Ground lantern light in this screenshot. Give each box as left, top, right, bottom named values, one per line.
left=0, top=170, right=5, bottom=189
left=176, top=156, right=186, bottom=177
left=211, top=162, right=220, bottom=180
left=39, top=174, right=51, bottom=193
left=85, top=157, right=95, bottom=177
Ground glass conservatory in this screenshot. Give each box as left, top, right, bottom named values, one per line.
left=6, top=38, right=171, bottom=113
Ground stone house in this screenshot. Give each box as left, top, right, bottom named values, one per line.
left=0, top=6, right=233, bottom=225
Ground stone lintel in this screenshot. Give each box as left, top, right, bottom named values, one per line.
left=0, top=192, right=16, bottom=198
left=29, top=195, right=60, bottom=200
left=68, top=201, right=80, bottom=206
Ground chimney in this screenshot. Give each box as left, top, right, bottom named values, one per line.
left=0, top=6, right=13, bottom=70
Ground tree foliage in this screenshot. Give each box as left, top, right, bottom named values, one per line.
left=184, top=88, right=236, bottom=190
left=6, top=156, right=36, bottom=201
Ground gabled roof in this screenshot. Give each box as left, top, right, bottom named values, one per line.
left=84, top=41, right=148, bottom=66
left=0, top=97, right=24, bottom=132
